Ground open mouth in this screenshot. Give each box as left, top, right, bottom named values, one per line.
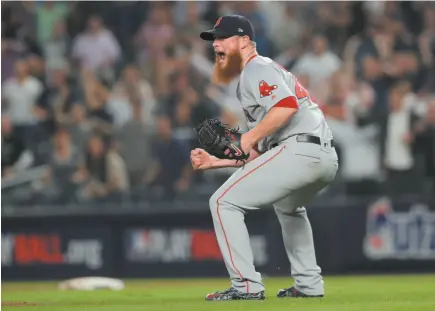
left=215, top=51, right=226, bottom=62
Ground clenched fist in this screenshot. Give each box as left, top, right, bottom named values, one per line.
left=190, top=148, right=214, bottom=170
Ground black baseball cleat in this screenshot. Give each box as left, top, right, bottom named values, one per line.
left=277, top=286, right=323, bottom=298
left=205, top=287, right=265, bottom=301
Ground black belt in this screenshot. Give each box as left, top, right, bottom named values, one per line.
left=271, top=134, right=334, bottom=148
left=296, top=134, right=334, bottom=147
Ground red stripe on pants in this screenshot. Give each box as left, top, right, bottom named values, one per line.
left=216, top=146, right=285, bottom=293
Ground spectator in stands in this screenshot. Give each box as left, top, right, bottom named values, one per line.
left=66, top=104, right=92, bottom=155
left=105, top=84, right=133, bottom=130
left=36, top=1, right=68, bottom=46
left=414, top=97, right=435, bottom=194
left=42, top=61, right=75, bottom=125
left=2, top=1, right=435, bottom=207
left=325, top=71, right=382, bottom=196
left=106, top=2, right=149, bottom=62
left=2, top=60, right=44, bottom=147
left=359, top=55, right=391, bottom=113
left=110, top=65, right=157, bottom=128
left=419, top=8, right=435, bottom=67
left=315, top=2, right=352, bottom=54
left=27, top=54, right=46, bottom=86
left=72, top=15, right=121, bottom=78
left=328, top=70, right=376, bottom=125
left=43, top=128, right=79, bottom=204
left=162, top=70, right=217, bottom=136
left=356, top=19, right=395, bottom=66
left=163, top=43, right=193, bottom=94
left=382, top=81, right=425, bottom=196
left=178, top=2, right=211, bottom=53
left=355, top=18, right=417, bottom=111
left=388, top=17, right=427, bottom=93
left=1, top=36, right=24, bottom=84
left=116, top=103, right=154, bottom=187
left=418, top=8, right=435, bottom=93
left=235, top=2, right=274, bottom=57
left=26, top=54, right=55, bottom=145
left=44, top=19, right=71, bottom=75
left=144, top=116, right=192, bottom=201
left=201, top=2, right=221, bottom=32
left=81, top=69, right=114, bottom=134
left=160, top=71, right=189, bottom=116
left=3, top=2, right=37, bottom=41
left=74, top=135, right=129, bottom=202
left=2, top=2, right=42, bottom=58
left=1, top=115, right=34, bottom=178
left=135, top=4, right=175, bottom=76
left=269, top=3, right=303, bottom=54
left=172, top=99, right=196, bottom=150
left=294, top=35, right=341, bottom=102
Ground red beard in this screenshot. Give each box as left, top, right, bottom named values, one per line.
left=211, top=51, right=243, bottom=85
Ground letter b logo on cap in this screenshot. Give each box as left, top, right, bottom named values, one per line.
left=214, top=17, right=222, bottom=27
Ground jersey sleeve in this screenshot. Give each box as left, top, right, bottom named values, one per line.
left=242, top=63, right=298, bottom=112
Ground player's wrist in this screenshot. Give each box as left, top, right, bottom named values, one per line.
left=210, top=156, right=222, bottom=169
left=242, top=132, right=258, bottom=150
left=210, top=157, right=244, bottom=169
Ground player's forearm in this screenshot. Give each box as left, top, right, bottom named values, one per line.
left=245, top=107, right=297, bottom=145
left=210, top=158, right=244, bottom=169
left=210, top=149, right=261, bottom=169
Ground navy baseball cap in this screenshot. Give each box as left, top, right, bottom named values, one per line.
left=200, top=15, right=255, bottom=41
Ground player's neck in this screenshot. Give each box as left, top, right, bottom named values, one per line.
left=241, top=48, right=258, bottom=68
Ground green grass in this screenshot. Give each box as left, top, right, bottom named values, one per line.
left=2, top=275, right=435, bottom=311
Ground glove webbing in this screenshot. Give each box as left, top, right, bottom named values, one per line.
left=199, top=121, right=221, bottom=146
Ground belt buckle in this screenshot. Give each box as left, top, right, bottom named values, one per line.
left=296, top=134, right=305, bottom=144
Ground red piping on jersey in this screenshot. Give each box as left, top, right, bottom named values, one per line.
left=274, top=96, right=299, bottom=109
left=246, top=54, right=258, bottom=66
left=216, top=145, right=285, bottom=294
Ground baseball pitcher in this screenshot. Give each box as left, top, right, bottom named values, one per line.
left=191, top=14, right=339, bottom=301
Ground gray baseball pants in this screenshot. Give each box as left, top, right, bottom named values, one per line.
left=209, top=135, right=338, bottom=295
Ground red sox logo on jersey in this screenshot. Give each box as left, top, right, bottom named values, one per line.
left=259, top=80, right=278, bottom=98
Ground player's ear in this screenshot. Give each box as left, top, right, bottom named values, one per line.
left=240, top=36, right=250, bottom=49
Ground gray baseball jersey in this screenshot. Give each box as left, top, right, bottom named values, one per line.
left=237, top=55, right=333, bottom=152
left=208, top=54, right=338, bottom=296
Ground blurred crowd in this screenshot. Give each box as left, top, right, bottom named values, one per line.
left=2, top=1, right=435, bottom=207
